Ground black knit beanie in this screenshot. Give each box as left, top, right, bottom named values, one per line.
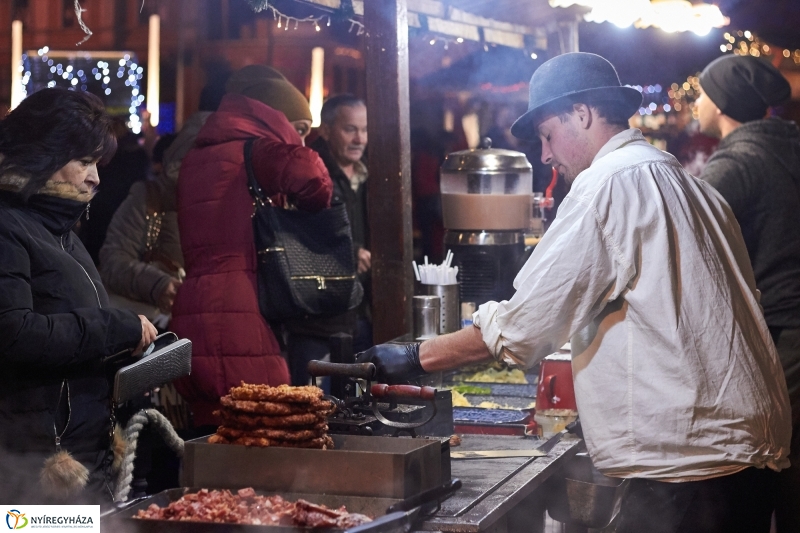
left=699, top=55, right=791, bottom=123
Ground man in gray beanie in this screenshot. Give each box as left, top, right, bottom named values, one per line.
left=697, top=54, right=800, bottom=532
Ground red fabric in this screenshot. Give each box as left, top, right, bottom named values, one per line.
left=171, top=94, right=332, bottom=424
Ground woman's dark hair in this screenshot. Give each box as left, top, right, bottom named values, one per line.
left=0, top=88, right=117, bottom=200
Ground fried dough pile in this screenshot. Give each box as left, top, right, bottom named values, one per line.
left=208, top=383, right=336, bottom=449
left=135, top=487, right=372, bottom=528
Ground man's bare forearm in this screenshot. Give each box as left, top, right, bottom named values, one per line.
left=418, top=326, right=494, bottom=373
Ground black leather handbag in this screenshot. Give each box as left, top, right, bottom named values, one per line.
left=244, top=138, right=363, bottom=321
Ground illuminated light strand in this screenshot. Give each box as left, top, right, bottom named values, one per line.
left=267, top=5, right=360, bottom=35
left=73, top=0, right=93, bottom=46
left=428, top=36, right=460, bottom=50
left=347, top=18, right=365, bottom=36
left=720, top=30, right=800, bottom=63
left=23, top=49, right=145, bottom=133
left=549, top=0, right=728, bottom=36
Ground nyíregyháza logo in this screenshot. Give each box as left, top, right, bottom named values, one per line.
left=6, top=510, right=28, bottom=530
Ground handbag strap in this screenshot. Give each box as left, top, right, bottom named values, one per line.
left=244, top=138, right=273, bottom=208
left=243, top=138, right=286, bottom=351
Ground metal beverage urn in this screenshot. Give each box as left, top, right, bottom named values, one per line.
left=440, top=138, right=532, bottom=319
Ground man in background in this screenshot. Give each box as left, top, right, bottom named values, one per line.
left=315, top=94, right=370, bottom=278
left=696, top=54, right=800, bottom=532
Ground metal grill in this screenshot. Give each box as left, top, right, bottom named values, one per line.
left=455, top=253, right=497, bottom=301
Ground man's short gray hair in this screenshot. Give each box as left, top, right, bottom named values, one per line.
left=320, top=94, right=366, bottom=126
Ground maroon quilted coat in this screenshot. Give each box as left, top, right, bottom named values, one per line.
left=171, top=94, right=332, bottom=425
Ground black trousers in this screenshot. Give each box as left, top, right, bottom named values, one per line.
left=616, top=467, right=777, bottom=533
left=770, top=326, right=800, bottom=533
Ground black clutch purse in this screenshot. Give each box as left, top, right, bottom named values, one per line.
left=244, top=139, right=363, bottom=321
left=103, top=332, right=193, bottom=406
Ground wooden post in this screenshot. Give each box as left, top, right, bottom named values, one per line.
left=364, top=0, right=413, bottom=344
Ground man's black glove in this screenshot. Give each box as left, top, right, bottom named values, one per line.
left=355, top=343, right=426, bottom=384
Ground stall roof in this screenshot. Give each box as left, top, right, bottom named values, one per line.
left=448, top=0, right=584, bottom=28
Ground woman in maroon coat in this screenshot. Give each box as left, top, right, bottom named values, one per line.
left=172, top=66, right=332, bottom=426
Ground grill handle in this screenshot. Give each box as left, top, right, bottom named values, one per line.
left=371, top=384, right=437, bottom=401
left=307, top=360, right=376, bottom=380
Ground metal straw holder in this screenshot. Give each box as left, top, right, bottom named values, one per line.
left=424, top=284, right=460, bottom=335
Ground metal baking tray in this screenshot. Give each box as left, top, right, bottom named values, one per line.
left=181, top=434, right=443, bottom=499
left=102, top=488, right=402, bottom=533
left=453, top=423, right=531, bottom=436
left=448, top=382, right=537, bottom=397
left=459, top=395, right=536, bottom=409
left=452, top=407, right=531, bottom=425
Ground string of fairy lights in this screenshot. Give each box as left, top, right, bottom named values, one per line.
left=720, top=30, right=800, bottom=63
left=264, top=5, right=363, bottom=35
left=636, top=29, right=798, bottom=124
left=21, top=47, right=145, bottom=133
left=22, top=0, right=796, bottom=130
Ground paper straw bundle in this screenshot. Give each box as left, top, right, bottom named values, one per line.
left=413, top=250, right=458, bottom=285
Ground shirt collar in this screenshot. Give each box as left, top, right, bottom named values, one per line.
left=592, top=128, right=648, bottom=165
left=349, top=160, right=368, bottom=192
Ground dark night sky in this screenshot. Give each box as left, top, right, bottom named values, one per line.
left=578, top=22, right=728, bottom=87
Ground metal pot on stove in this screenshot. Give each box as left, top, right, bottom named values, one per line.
left=441, top=138, right=533, bottom=309
left=440, top=138, right=533, bottom=232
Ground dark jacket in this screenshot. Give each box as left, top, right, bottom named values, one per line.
left=700, top=118, right=800, bottom=329
left=310, top=137, right=369, bottom=253
left=0, top=189, right=142, bottom=503
left=171, top=94, right=332, bottom=425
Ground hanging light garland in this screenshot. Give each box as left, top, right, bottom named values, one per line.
left=719, top=30, right=800, bottom=63
left=549, top=0, right=728, bottom=36
left=648, top=29, right=799, bottom=120
left=73, top=0, right=92, bottom=46
left=23, top=50, right=145, bottom=133
left=666, top=75, right=700, bottom=113
left=264, top=4, right=363, bottom=35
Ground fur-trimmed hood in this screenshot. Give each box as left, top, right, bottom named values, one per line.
left=0, top=171, right=96, bottom=203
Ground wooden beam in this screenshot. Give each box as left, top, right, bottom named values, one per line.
left=364, top=0, right=413, bottom=344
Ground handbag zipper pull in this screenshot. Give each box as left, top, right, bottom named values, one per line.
left=317, top=276, right=326, bottom=290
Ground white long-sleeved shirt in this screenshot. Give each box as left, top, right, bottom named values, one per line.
left=474, top=129, right=791, bottom=480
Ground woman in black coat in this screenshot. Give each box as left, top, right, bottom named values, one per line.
left=0, top=89, right=158, bottom=503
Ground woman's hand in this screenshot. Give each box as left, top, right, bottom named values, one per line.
left=157, top=278, right=183, bottom=314
left=133, top=315, right=158, bottom=356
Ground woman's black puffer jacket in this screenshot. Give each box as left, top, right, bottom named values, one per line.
left=0, top=191, right=142, bottom=503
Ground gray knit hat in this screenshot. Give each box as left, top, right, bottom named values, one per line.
left=699, top=55, right=791, bottom=123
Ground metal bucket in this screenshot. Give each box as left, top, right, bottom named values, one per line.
left=546, top=453, right=629, bottom=529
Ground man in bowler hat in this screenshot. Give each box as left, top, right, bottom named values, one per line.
left=696, top=54, right=800, bottom=532
left=358, top=52, right=791, bottom=532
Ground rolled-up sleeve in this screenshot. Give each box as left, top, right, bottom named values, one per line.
left=474, top=193, right=634, bottom=368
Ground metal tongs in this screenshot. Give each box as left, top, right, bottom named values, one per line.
left=345, top=478, right=462, bottom=533
left=307, top=361, right=438, bottom=435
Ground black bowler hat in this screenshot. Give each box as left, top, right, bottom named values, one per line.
left=510, top=53, right=643, bottom=140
